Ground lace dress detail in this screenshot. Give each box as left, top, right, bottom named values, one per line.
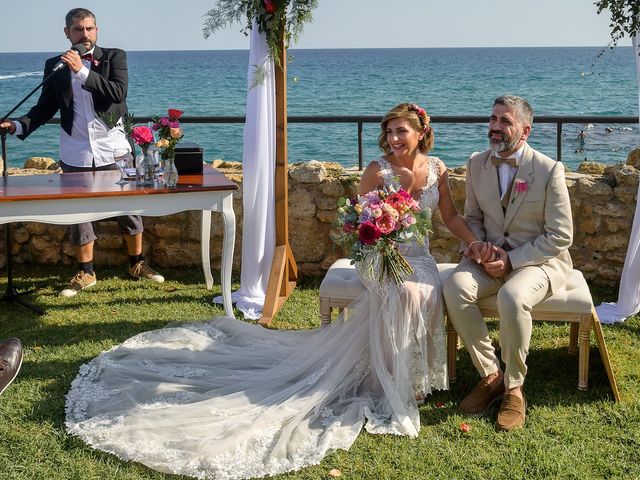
left=65, top=155, right=448, bottom=480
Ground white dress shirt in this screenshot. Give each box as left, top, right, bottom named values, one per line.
left=495, top=144, right=525, bottom=200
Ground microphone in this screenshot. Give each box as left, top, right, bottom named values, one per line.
left=51, top=43, right=89, bottom=72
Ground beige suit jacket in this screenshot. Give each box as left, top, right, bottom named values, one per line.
left=463, top=143, right=573, bottom=293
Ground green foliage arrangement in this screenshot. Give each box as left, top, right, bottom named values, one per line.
left=202, top=0, right=317, bottom=65
left=595, top=0, right=640, bottom=47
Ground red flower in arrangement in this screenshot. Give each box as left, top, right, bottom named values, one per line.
left=263, top=0, right=277, bottom=14
left=358, top=221, right=382, bottom=245
left=168, top=108, right=183, bottom=120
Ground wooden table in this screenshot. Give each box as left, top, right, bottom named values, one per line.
left=0, top=165, right=238, bottom=317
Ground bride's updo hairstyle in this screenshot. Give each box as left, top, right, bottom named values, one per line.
left=378, top=102, right=434, bottom=154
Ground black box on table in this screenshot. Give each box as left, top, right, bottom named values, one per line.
left=174, top=142, right=204, bottom=174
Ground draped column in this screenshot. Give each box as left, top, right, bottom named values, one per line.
left=214, top=23, right=275, bottom=319
left=596, top=26, right=640, bottom=323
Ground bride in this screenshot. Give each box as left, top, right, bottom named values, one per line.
left=65, top=103, right=486, bottom=479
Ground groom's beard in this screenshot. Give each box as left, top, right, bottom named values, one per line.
left=488, top=129, right=520, bottom=153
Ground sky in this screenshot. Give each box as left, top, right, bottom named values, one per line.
left=0, top=0, right=628, bottom=53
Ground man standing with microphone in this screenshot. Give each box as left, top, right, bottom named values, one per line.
left=1, top=8, right=163, bottom=297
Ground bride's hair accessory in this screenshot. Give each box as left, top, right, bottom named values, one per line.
left=408, top=103, right=431, bottom=134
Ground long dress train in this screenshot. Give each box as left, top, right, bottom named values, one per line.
left=65, top=156, right=448, bottom=479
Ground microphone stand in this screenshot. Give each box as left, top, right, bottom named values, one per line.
left=0, top=72, right=55, bottom=315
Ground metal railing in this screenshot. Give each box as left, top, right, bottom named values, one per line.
left=48, top=114, right=639, bottom=169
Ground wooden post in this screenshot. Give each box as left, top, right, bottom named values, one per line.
left=259, top=27, right=298, bottom=325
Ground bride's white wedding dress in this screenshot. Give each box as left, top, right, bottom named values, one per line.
left=65, top=156, right=448, bottom=479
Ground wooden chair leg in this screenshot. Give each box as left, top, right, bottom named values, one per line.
left=319, top=297, right=331, bottom=328
left=569, top=322, right=578, bottom=355
left=446, top=318, right=458, bottom=384
left=591, top=307, right=621, bottom=402
left=578, top=314, right=592, bottom=391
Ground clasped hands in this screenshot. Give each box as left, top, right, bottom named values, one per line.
left=463, top=241, right=511, bottom=278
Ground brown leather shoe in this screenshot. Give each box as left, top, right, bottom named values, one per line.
left=459, top=376, right=505, bottom=415
left=496, top=392, right=527, bottom=432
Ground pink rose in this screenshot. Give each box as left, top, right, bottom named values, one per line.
left=358, top=221, right=381, bottom=245
left=170, top=127, right=182, bottom=139
left=168, top=108, right=183, bottom=119
left=131, top=126, right=154, bottom=145
left=169, top=120, right=180, bottom=128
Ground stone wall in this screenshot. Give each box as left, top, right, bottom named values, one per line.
left=1, top=158, right=638, bottom=286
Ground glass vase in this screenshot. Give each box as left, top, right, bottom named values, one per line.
left=162, top=152, right=179, bottom=188
left=136, top=147, right=157, bottom=186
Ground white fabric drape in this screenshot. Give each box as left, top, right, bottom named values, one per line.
left=596, top=26, right=640, bottom=324
left=214, top=24, right=275, bottom=319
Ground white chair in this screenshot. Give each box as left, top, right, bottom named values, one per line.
left=318, top=259, right=620, bottom=401
left=318, top=258, right=366, bottom=327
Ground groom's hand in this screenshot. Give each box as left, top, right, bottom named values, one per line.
left=464, top=241, right=495, bottom=264
left=482, top=246, right=511, bottom=277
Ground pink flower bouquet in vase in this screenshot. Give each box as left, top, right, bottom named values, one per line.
left=152, top=108, right=184, bottom=188
left=130, top=125, right=157, bottom=186
left=333, top=187, right=432, bottom=284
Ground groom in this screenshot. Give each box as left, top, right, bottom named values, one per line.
left=443, top=95, right=573, bottom=431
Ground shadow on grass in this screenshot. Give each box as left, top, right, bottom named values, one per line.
left=446, top=344, right=617, bottom=408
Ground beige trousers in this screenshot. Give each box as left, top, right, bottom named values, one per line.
left=442, top=256, right=551, bottom=389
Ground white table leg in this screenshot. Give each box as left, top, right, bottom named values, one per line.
left=220, top=195, right=236, bottom=318
left=200, top=210, right=214, bottom=290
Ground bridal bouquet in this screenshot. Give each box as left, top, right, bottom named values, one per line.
left=334, top=187, right=432, bottom=284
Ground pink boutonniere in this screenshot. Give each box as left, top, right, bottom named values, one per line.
left=511, top=178, right=528, bottom=203
left=92, top=59, right=100, bottom=68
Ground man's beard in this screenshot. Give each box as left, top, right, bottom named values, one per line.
left=488, top=130, right=519, bottom=153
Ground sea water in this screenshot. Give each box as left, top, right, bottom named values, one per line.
left=0, top=47, right=637, bottom=170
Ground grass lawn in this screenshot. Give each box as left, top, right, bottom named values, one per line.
left=0, top=264, right=638, bottom=480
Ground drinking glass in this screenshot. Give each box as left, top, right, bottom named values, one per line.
left=113, top=148, right=133, bottom=185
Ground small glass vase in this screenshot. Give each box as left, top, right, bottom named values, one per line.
left=162, top=152, right=179, bottom=188
left=136, top=147, right=157, bottom=186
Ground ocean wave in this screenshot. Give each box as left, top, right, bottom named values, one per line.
left=0, top=71, right=41, bottom=80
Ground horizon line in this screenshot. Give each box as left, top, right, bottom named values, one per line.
left=0, top=45, right=630, bottom=54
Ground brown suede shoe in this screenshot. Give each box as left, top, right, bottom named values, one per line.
left=459, top=376, right=505, bottom=415
left=496, top=392, right=527, bottom=432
